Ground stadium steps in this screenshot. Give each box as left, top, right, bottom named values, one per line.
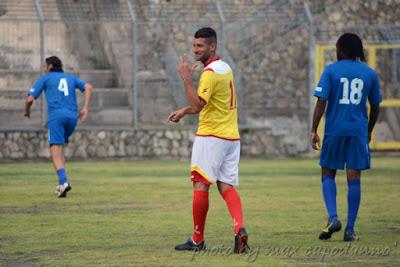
left=0, top=69, right=117, bottom=89
left=0, top=85, right=133, bottom=128
left=0, top=0, right=37, bottom=20
left=0, top=108, right=133, bottom=129
left=0, top=109, right=42, bottom=129
left=0, top=87, right=130, bottom=109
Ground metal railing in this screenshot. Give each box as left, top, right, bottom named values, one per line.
left=0, top=0, right=310, bottom=131
left=0, top=1, right=399, bottom=152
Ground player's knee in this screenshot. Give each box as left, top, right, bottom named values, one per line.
left=321, top=168, right=336, bottom=177
left=193, top=181, right=209, bottom=191
left=217, top=181, right=233, bottom=194
left=346, top=169, right=361, bottom=180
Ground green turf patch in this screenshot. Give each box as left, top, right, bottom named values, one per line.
left=0, top=158, right=399, bottom=266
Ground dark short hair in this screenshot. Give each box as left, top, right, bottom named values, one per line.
left=336, top=33, right=366, bottom=62
left=45, top=56, right=64, bottom=72
left=194, top=27, right=217, bottom=44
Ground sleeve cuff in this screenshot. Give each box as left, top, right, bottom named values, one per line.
left=313, top=92, right=328, bottom=99
left=198, top=96, right=207, bottom=105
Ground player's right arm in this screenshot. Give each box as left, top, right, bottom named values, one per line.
left=368, top=104, right=380, bottom=143
left=74, top=76, right=93, bottom=122
left=367, top=72, right=382, bottom=143
left=79, top=83, right=93, bottom=122
left=178, top=55, right=205, bottom=113
left=169, top=55, right=208, bottom=123
left=168, top=105, right=200, bottom=123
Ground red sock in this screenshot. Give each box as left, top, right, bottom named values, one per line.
left=192, top=190, right=209, bottom=244
left=222, top=187, right=244, bottom=235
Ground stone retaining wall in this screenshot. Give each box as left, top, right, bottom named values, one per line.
left=0, top=119, right=308, bottom=161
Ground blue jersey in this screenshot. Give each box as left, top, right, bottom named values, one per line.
left=28, top=72, right=86, bottom=121
left=314, top=59, right=382, bottom=138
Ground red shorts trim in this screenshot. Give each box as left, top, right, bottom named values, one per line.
left=191, top=171, right=212, bottom=186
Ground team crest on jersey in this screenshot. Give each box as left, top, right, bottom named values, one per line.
left=30, top=88, right=35, bottom=92
left=315, top=86, right=322, bottom=92
left=202, top=88, right=208, bottom=93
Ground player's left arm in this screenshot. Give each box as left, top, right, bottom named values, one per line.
left=311, top=67, right=331, bottom=150
left=24, top=76, right=45, bottom=118
left=178, top=55, right=205, bottom=113
left=310, top=97, right=327, bottom=150
left=24, top=96, right=35, bottom=118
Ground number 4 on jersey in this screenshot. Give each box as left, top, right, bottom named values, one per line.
left=58, top=78, right=69, bottom=96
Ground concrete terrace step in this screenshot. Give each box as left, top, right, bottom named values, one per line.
left=0, top=87, right=131, bottom=111
left=0, top=69, right=117, bottom=89
left=0, top=86, right=129, bottom=92
left=84, top=108, right=133, bottom=126
left=0, top=107, right=133, bottom=128
left=78, top=69, right=117, bottom=88
left=0, top=0, right=38, bottom=20
left=0, top=109, right=42, bottom=128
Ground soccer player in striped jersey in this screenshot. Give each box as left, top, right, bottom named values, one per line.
left=25, top=56, right=93, bottom=197
left=168, top=27, right=249, bottom=253
left=311, top=33, right=381, bottom=241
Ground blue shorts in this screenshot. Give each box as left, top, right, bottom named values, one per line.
left=48, top=117, right=77, bottom=145
left=320, top=135, right=371, bottom=170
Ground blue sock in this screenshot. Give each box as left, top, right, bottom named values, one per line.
left=322, top=175, right=338, bottom=221
left=56, top=168, right=68, bottom=185
left=346, top=179, right=361, bottom=232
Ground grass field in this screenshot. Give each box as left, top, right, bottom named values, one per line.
left=0, top=157, right=399, bottom=266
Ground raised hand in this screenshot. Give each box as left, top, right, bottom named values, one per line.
left=178, top=55, right=192, bottom=81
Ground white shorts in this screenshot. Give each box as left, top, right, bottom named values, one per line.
left=191, top=136, right=240, bottom=186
